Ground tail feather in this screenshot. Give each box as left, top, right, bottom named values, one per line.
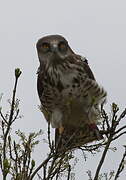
left=55, top=125, right=103, bottom=151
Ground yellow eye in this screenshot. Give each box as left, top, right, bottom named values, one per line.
left=41, top=43, right=50, bottom=52
left=42, top=43, right=49, bottom=49
left=59, top=42, right=67, bottom=52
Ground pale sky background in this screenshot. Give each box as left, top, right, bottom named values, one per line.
left=0, top=0, right=126, bottom=179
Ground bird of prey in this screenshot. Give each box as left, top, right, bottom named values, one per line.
left=36, top=35, right=107, bottom=149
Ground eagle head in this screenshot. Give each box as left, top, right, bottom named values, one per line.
left=36, top=35, right=73, bottom=70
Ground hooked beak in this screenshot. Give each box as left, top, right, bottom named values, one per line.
left=51, top=43, right=58, bottom=53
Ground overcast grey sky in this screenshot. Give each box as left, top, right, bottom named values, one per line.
left=0, top=0, right=126, bottom=179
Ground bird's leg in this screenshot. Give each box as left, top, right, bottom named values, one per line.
left=55, top=126, right=64, bottom=151
left=59, top=126, right=64, bottom=134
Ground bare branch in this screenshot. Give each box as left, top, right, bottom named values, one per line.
left=112, top=131, right=126, bottom=141
left=1, top=70, right=126, bottom=180
left=48, top=122, right=52, bottom=151
left=93, top=135, right=113, bottom=180
left=0, top=110, right=8, bottom=124
left=30, top=153, right=52, bottom=179
left=115, top=125, right=126, bottom=134
left=67, top=165, right=71, bottom=180
left=114, top=146, right=126, bottom=180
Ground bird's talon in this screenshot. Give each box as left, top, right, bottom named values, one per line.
left=59, top=126, right=64, bottom=135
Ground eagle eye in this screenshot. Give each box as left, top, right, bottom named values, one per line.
left=58, top=41, right=68, bottom=53
left=41, top=42, right=50, bottom=53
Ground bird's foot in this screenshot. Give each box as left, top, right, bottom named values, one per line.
left=59, top=126, right=64, bottom=135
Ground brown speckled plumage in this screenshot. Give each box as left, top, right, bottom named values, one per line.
left=36, top=35, right=107, bottom=149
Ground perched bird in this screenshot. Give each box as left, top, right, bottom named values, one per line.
left=36, top=35, right=107, bottom=149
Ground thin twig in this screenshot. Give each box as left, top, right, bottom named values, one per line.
left=114, top=147, right=126, bottom=180
left=37, top=173, right=43, bottom=180
left=12, top=109, right=19, bottom=123
left=67, top=165, right=71, bottom=180
left=0, top=111, right=8, bottom=124
left=0, top=154, right=3, bottom=171
left=115, top=125, right=126, bottom=134
left=13, top=141, right=19, bottom=176
left=51, top=153, right=66, bottom=180
left=93, top=135, right=113, bottom=180
left=48, top=122, right=52, bottom=151
left=43, top=164, right=47, bottom=180
left=112, top=132, right=126, bottom=141
left=30, top=153, right=52, bottom=179
left=8, top=136, right=15, bottom=161
left=46, top=154, right=59, bottom=179
left=117, top=108, right=126, bottom=122
left=2, top=72, right=20, bottom=180
left=93, top=104, right=126, bottom=180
